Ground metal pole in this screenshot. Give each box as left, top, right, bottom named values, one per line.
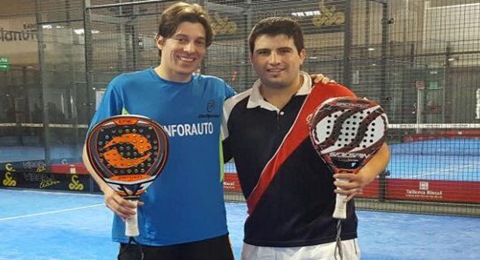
left=342, top=0, right=352, bottom=87
left=83, top=0, right=94, bottom=119
left=35, top=0, right=51, bottom=167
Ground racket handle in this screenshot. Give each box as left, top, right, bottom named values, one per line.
left=332, top=179, right=348, bottom=220
left=125, top=200, right=139, bottom=237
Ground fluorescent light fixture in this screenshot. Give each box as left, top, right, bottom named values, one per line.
left=74, top=29, right=100, bottom=35
left=292, top=10, right=321, bottom=17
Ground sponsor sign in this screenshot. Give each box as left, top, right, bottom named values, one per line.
left=0, top=170, right=89, bottom=192
left=223, top=173, right=241, bottom=192
left=387, top=179, right=480, bottom=203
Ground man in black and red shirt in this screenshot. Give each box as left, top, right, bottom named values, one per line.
left=222, top=17, right=390, bottom=260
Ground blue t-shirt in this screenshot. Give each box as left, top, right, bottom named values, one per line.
left=90, top=68, right=235, bottom=246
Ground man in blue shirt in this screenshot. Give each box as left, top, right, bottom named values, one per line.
left=83, top=2, right=235, bottom=259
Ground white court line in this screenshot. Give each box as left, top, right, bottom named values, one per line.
left=0, top=188, right=102, bottom=197
left=0, top=204, right=104, bottom=222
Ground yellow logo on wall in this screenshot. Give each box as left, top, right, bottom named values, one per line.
left=36, top=164, right=46, bottom=173
left=211, top=13, right=237, bottom=35
left=5, top=163, right=15, bottom=172
left=68, top=175, right=84, bottom=191
left=39, top=177, right=60, bottom=188
left=2, top=172, right=17, bottom=187
left=312, top=0, right=345, bottom=27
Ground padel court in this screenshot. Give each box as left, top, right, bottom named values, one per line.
left=1, top=0, right=480, bottom=259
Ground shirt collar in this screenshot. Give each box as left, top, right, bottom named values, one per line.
left=247, top=71, right=313, bottom=110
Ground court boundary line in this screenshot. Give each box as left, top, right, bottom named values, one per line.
left=0, top=203, right=104, bottom=222
left=0, top=188, right=101, bottom=197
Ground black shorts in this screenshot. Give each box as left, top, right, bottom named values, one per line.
left=118, top=234, right=234, bottom=260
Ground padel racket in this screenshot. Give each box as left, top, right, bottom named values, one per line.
left=85, top=115, right=169, bottom=237
left=309, top=96, right=388, bottom=219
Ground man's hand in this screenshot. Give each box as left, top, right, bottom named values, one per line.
left=333, top=144, right=390, bottom=202
left=102, top=188, right=140, bottom=220
left=311, top=74, right=335, bottom=84
left=333, top=171, right=374, bottom=202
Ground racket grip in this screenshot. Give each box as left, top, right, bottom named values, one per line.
left=332, top=179, right=348, bottom=220
left=125, top=200, right=139, bottom=237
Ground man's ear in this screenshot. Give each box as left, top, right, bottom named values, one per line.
left=299, top=48, right=306, bottom=65
left=156, top=35, right=165, bottom=50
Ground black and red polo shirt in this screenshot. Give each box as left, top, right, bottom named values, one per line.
left=222, top=72, right=358, bottom=247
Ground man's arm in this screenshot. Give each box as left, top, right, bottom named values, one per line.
left=82, top=145, right=137, bottom=219
left=221, top=95, right=234, bottom=163
left=333, top=143, right=390, bottom=201
left=222, top=138, right=233, bottom=163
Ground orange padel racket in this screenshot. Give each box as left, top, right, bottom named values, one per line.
left=85, top=115, right=169, bottom=237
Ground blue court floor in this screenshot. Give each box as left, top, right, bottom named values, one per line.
left=0, top=189, right=479, bottom=260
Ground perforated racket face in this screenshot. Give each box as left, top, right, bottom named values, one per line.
left=86, top=115, right=169, bottom=198
left=309, top=97, right=388, bottom=171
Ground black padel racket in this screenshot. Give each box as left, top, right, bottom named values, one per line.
left=309, top=96, right=388, bottom=219
left=85, top=115, right=169, bottom=237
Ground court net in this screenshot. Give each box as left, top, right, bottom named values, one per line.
left=388, top=123, right=480, bottom=156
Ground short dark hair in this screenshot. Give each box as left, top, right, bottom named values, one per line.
left=248, top=17, right=304, bottom=55
left=156, top=2, right=213, bottom=56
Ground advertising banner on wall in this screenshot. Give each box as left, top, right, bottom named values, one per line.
left=0, top=169, right=90, bottom=192
left=210, top=0, right=346, bottom=41
left=0, top=15, right=39, bottom=65
left=0, top=161, right=91, bottom=192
